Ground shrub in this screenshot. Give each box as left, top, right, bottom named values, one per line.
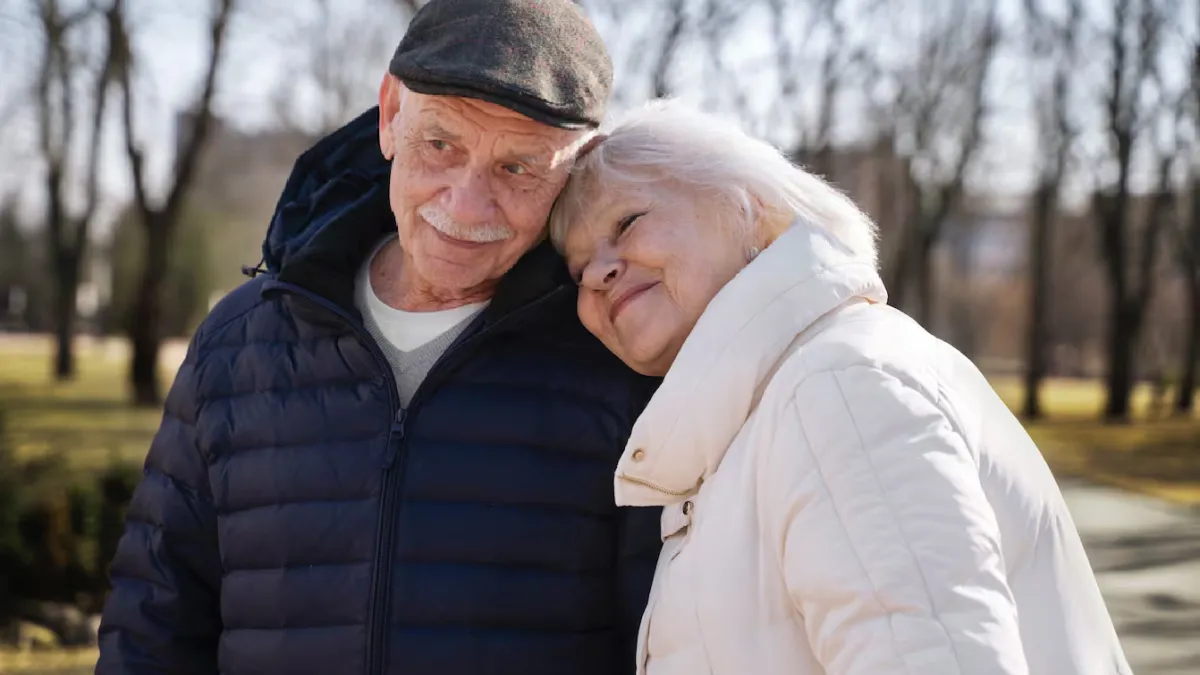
left=0, top=406, right=141, bottom=622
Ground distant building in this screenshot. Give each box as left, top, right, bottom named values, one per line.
left=174, top=112, right=317, bottom=294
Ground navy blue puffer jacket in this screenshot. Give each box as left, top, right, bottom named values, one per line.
left=95, top=108, right=663, bottom=675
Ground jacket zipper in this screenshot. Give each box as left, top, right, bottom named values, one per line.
left=364, top=285, right=571, bottom=675
left=264, top=277, right=570, bottom=675
left=616, top=472, right=694, bottom=497
left=369, top=404, right=407, bottom=675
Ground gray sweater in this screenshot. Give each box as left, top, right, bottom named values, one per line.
left=355, top=236, right=484, bottom=406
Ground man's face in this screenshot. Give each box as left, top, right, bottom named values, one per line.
left=378, top=76, right=587, bottom=303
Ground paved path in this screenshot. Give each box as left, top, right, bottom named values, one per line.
left=1063, top=482, right=1200, bottom=675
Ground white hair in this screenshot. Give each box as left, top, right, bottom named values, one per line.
left=548, top=99, right=879, bottom=268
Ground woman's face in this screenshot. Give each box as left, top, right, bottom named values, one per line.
left=562, top=180, right=751, bottom=376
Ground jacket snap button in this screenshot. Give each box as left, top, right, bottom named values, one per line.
left=631, top=449, right=646, bottom=462
left=682, top=501, right=693, bottom=515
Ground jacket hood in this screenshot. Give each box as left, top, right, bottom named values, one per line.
left=613, top=221, right=887, bottom=506
left=262, top=106, right=392, bottom=278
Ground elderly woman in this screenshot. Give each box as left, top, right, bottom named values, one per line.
left=548, top=101, right=1130, bottom=675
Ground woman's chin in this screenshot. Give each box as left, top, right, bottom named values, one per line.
left=614, top=336, right=676, bottom=378
left=625, top=358, right=669, bottom=378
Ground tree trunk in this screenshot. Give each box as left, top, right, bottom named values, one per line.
left=52, top=256, right=79, bottom=381
left=886, top=244, right=911, bottom=313
left=128, top=218, right=170, bottom=406
left=912, top=228, right=938, bottom=330
left=1175, top=277, right=1199, bottom=415
left=1023, top=184, right=1054, bottom=419
left=887, top=219, right=922, bottom=315
left=1104, top=301, right=1137, bottom=422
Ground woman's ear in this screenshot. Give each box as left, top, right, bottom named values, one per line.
left=576, top=132, right=608, bottom=160
left=747, top=194, right=783, bottom=250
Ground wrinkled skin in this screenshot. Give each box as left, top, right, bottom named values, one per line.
left=563, top=180, right=753, bottom=376
left=376, top=76, right=587, bottom=311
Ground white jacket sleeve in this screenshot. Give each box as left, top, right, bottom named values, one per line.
left=761, top=365, right=1029, bottom=675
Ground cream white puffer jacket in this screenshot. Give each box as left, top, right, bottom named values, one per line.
left=613, top=223, right=1131, bottom=675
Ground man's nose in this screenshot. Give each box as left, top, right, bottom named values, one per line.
left=580, top=251, right=623, bottom=290
left=443, top=167, right=495, bottom=224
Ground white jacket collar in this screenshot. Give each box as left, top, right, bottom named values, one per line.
left=614, top=221, right=887, bottom=506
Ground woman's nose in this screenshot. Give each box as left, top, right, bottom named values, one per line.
left=580, top=254, right=623, bottom=290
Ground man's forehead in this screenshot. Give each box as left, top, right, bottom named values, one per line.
left=413, top=95, right=577, bottom=142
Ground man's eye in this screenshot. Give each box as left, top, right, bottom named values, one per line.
left=503, top=163, right=529, bottom=176
left=428, top=139, right=449, bottom=151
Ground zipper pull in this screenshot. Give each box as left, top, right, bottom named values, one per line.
left=382, top=409, right=406, bottom=469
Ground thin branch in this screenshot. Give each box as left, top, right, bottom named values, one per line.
left=112, top=0, right=150, bottom=219
left=76, top=0, right=117, bottom=254
left=115, top=0, right=235, bottom=227
left=650, top=0, right=686, bottom=99
left=163, top=0, right=233, bottom=224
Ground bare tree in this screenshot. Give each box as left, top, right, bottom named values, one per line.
left=32, top=0, right=116, bottom=379
left=273, top=0, right=418, bottom=135
left=586, top=0, right=753, bottom=108
left=650, top=0, right=687, bottom=98
left=885, top=0, right=999, bottom=329
left=1173, top=17, right=1200, bottom=415
left=1021, top=0, right=1083, bottom=419
left=615, top=0, right=717, bottom=101
left=692, top=0, right=748, bottom=113
left=767, top=0, right=861, bottom=179
left=113, top=0, right=236, bottom=405
left=1091, top=0, right=1179, bottom=422
left=1177, top=175, right=1200, bottom=414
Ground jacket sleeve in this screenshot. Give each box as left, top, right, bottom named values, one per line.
left=95, top=339, right=223, bottom=675
left=763, top=365, right=1029, bottom=675
left=614, top=504, right=661, bottom=674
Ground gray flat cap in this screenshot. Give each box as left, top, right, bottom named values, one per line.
left=389, top=0, right=612, bottom=129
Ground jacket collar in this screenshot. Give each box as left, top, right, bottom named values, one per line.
left=613, top=221, right=887, bottom=506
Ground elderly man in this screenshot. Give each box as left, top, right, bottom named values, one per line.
left=94, top=1, right=661, bottom=674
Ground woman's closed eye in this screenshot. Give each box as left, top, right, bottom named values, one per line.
left=618, top=212, right=646, bottom=235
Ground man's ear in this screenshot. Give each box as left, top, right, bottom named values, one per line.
left=379, top=74, right=402, bottom=159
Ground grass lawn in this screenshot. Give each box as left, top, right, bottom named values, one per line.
left=991, top=378, right=1200, bottom=505
left=0, top=335, right=1197, bottom=505
left=0, top=648, right=98, bottom=674
left=0, top=336, right=179, bottom=476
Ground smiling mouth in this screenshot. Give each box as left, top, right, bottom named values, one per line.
left=431, top=227, right=492, bottom=249
left=610, top=282, right=658, bottom=323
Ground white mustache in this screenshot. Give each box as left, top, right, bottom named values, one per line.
left=418, top=204, right=512, bottom=244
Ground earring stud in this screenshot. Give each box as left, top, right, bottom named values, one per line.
left=748, top=246, right=761, bottom=261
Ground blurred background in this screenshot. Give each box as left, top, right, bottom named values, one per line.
left=0, top=0, right=1197, bottom=672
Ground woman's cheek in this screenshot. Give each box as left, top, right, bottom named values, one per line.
left=577, top=295, right=607, bottom=338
